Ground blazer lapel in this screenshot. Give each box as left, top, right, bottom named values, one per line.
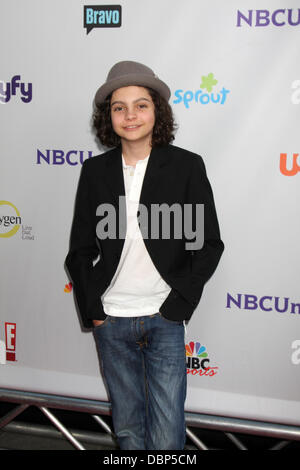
left=104, top=146, right=125, bottom=206
left=139, top=145, right=171, bottom=205
left=104, top=145, right=172, bottom=206
left=103, top=144, right=172, bottom=255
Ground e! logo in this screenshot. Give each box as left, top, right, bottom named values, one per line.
left=0, top=323, right=16, bottom=362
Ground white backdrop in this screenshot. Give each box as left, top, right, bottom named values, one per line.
left=1, top=0, right=300, bottom=426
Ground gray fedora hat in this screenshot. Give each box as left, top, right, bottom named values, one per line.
left=94, top=60, right=171, bottom=104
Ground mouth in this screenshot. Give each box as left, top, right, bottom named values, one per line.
left=123, top=125, right=141, bottom=131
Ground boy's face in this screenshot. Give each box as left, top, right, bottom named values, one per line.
left=110, top=86, right=155, bottom=147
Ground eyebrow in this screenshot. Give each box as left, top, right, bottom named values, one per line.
left=110, top=97, right=152, bottom=107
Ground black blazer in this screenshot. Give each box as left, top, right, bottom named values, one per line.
left=65, top=144, right=224, bottom=329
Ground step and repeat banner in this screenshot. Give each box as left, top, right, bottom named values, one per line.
left=1, top=0, right=300, bottom=426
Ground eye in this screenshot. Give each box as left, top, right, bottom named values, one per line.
left=112, top=106, right=124, bottom=112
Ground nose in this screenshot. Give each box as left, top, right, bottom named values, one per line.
left=124, top=107, right=137, bottom=120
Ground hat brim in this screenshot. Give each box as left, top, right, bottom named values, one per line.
left=94, top=73, right=171, bottom=104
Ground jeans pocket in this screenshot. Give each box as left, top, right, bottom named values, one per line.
left=93, top=316, right=109, bottom=330
left=158, top=311, right=183, bottom=325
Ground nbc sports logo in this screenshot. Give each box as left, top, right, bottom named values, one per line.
left=185, top=341, right=218, bottom=377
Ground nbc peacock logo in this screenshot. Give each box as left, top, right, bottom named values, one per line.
left=185, top=341, right=218, bottom=377
left=64, top=282, right=73, bottom=293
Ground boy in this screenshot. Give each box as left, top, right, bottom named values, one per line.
left=65, top=61, right=224, bottom=450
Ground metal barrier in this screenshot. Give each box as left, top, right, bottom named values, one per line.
left=1, top=388, right=300, bottom=450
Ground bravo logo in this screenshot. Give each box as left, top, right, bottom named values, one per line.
left=84, top=5, right=122, bottom=34
left=185, top=341, right=218, bottom=377
left=0, top=323, right=16, bottom=364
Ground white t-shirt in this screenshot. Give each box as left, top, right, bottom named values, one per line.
left=101, top=154, right=172, bottom=317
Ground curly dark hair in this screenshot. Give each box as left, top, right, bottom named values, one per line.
left=92, top=87, right=177, bottom=148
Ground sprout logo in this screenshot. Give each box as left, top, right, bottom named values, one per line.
left=173, top=73, right=230, bottom=109
left=185, top=341, right=218, bottom=377
left=0, top=201, right=21, bottom=238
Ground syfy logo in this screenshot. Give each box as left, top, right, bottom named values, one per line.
left=0, top=75, right=32, bottom=103
left=237, top=9, right=300, bottom=27
left=0, top=323, right=16, bottom=364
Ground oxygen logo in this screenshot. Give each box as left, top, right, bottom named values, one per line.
left=0, top=202, right=34, bottom=240
left=173, top=73, right=230, bottom=109
left=84, top=5, right=122, bottom=34
left=0, top=201, right=22, bottom=238
left=185, top=341, right=218, bottom=377
left=280, top=153, right=300, bottom=176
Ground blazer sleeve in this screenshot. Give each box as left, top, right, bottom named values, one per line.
left=65, top=161, right=105, bottom=328
left=187, top=155, right=224, bottom=307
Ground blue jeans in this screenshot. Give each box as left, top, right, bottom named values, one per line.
left=93, top=312, right=187, bottom=450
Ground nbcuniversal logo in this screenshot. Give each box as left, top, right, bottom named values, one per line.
left=236, top=9, right=300, bottom=27
left=227, top=293, right=300, bottom=316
